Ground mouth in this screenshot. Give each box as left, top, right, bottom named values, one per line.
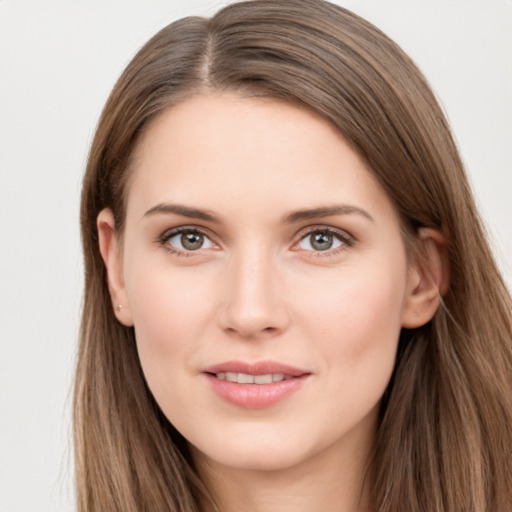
left=212, top=372, right=294, bottom=384
left=203, top=361, right=311, bottom=409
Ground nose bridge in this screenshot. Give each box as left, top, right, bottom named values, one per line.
left=220, top=240, right=287, bottom=338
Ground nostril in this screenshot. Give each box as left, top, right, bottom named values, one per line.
left=223, top=324, right=281, bottom=339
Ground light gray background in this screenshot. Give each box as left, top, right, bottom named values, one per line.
left=0, top=1, right=510, bottom=511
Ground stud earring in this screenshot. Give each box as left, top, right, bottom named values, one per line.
left=114, top=304, right=123, bottom=312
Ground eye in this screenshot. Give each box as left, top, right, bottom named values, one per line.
left=296, top=228, right=352, bottom=253
left=160, top=228, right=215, bottom=253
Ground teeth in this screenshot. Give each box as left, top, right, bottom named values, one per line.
left=254, top=374, right=272, bottom=384
left=216, top=372, right=287, bottom=384
left=238, top=373, right=254, bottom=384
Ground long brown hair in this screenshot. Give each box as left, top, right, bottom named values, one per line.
left=75, top=1, right=512, bottom=510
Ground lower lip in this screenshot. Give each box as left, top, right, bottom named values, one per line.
left=205, top=374, right=309, bottom=409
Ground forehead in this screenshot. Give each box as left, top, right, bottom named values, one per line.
left=125, top=93, right=396, bottom=224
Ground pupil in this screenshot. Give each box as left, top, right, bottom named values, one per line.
left=311, top=232, right=333, bottom=251
left=181, top=232, right=203, bottom=250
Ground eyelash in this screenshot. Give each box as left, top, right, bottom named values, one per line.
left=157, top=226, right=354, bottom=258
left=157, top=227, right=216, bottom=257
left=293, top=227, right=354, bottom=257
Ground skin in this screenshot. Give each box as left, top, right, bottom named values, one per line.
left=98, top=93, right=446, bottom=512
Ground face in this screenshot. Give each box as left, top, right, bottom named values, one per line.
left=104, top=94, right=421, bottom=475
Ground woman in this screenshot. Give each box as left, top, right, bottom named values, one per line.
left=75, top=0, right=512, bottom=510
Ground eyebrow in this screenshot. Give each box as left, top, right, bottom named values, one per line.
left=143, top=203, right=221, bottom=223
left=282, top=205, right=374, bottom=224
left=142, top=202, right=374, bottom=224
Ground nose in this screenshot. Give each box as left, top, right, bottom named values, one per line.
left=218, top=244, right=290, bottom=339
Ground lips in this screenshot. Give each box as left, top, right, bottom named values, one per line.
left=216, top=372, right=289, bottom=384
left=203, top=360, right=311, bottom=409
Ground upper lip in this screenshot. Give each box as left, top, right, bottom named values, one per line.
left=203, top=360, right=310, bottom=377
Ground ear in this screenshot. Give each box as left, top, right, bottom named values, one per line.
left=401, top=227, right=450, bottom=328
left=97, top=208, right=134, bottom=326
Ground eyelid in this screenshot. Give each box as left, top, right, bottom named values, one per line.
left=291, top=225, right=355, bottom=254
left=157, top=225, right=219, bottom=255
left=156, top=223, right=354, bottom=257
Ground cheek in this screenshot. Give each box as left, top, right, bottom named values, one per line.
left=300, top=263, right=406, bottom=376
left=127, top=254, right=212, bottom=330
left=124, top=261, right=214, bottom=388
left=298, top=267, right=406, bottom=433
left=125, top=267, right=218, bottom=429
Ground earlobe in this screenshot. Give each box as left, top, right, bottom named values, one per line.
left=401, top=228, right=450, bottom=329
left=97, top=208, right=134, bottom=326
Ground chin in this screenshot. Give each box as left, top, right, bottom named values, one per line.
left=186, top=418, right=344, bottom=475
left=182, top=401, right=381, bottom=477
left=192, top=441, right=310, bottom=473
